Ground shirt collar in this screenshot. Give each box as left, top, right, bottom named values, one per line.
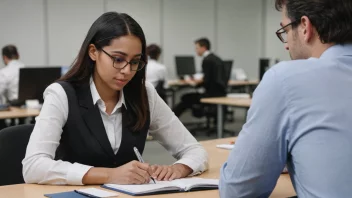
left=320, top=44, right=352, bottom=59
left=6, top=60, right=23, bottom=67
left=148, top=59, right=157, bottom=64
left=89, top=77, right=127, bottom=109
left=202, top=50, right=211, bottom=58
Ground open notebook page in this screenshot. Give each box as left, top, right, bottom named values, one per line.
left=170, top=178, right=219, bottom=191
left=104, top=178, right=219, bottom=194
left=104, top=181, right=180, bottom=195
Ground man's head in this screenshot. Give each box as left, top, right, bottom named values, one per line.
left=275, top=0, right=352, bottom=60
left=2, top=45, right=19, bottom=65
left=195, top=38, right=210, bottom=57
left=146, top=44, right=162, bottom=60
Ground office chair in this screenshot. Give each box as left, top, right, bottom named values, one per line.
left=259, top=58, right=270, bottom=81
left=155, top=80, right=167, bottom=103
left=0, top=124, right=34, bottom=185
left=190, top=61, right=234, bottom=136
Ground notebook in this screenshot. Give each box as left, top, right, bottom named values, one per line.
left=102, top=178, right=219, bottom=196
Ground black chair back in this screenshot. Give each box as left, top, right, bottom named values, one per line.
left=0, top=124, right=34, bottom=185
left=155, top=80, right=166, bottom=102
left=223, top=60, right=234, bottom=83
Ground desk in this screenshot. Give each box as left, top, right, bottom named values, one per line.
left=167, top=80, right=258, bottom=107
left=201, top=97, right=252, bottom=138
left=0, top=107, right=40, bottom=119
left=0, top=138, right=295, bottom=198
left=228, top=80, right=259, bottom=87
left=168, top=79, right=258, bottom=87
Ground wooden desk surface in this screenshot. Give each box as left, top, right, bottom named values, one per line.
left=168, top=80, right=259, bottom=87
left=201, top=97, right=252, bottom=107
left=0, top=107, right=40, bottom=119
left=0, top=138, right=295, bottom=198
left=228, top=80, right=259, bottom=86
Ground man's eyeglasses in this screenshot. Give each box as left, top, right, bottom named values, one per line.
left=100, top=48, right=146, bottom=71
left=276, top=21, right=298, bottom=43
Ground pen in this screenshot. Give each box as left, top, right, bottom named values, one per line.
left=133, top=147, right=156, bottom=184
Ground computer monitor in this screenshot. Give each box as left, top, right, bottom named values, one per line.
left=175, top=56, right=196, bottom=78
left=18, top=67, right=62, bottom=103
left=259, top=58, right=270, bottom=80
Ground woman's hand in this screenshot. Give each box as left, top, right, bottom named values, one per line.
left=106, top=160, right=151, bottom=184
left=150, top=164, right=193, bottom=181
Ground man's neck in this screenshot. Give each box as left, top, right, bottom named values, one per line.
left=311, top=42, right=335, bottom=58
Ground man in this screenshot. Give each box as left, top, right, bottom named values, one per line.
left=219, top=0, right=352, bottom=197
left=173, top=38, right=227, bottom=117
left=1, top=45, right=24, bottom=103
left=145, top=44, right=168, bottom=100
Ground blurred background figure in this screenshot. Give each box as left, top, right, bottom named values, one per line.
left=0, top=45, right=24, bottom=104
left=146, top=44, right=168, bottom=101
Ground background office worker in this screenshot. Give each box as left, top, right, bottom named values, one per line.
left=220, top=0, right=352, bottom=197
left=0, top=45, right=24, bottom=129
left=145, top=44, right=168, bottom=101
left=173, top=38, right=227, bottom=117
left=23, top=12, right=208, bottom=185
left=0, top=45, right=24, bottom=103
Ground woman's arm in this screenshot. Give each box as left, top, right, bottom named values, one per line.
left=22, top=83, right=93, bottom=185
left=146, top=82, right=209, bottom=176
left=23, top=83, right=152, bottom=185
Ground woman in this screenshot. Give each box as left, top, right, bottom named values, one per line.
left=22, top=12, right=208, bottom=185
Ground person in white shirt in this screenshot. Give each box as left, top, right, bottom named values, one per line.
left=146, top=44, right=168, bottom=101
left=0, top=45, right=25, bottom=129
left=0, top=45, right=24, bottom=103
left=22, top=12, right=208, bottom=186
left=146, top=44, right=167, bottom=87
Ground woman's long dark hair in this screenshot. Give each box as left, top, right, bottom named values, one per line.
left=59, top=12, right=148, bottom=131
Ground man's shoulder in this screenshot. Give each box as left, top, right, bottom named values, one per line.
left=204, top=53, right=222, bottom=63
left=270, top=58, right=322, bottom=80
left=148, top=60, right=165, bottom=68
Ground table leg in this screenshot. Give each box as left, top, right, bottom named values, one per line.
left=217, top=104, right=223, bottom=138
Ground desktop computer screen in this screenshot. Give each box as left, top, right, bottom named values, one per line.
left=18, top=67, right=62, bottom=103
left=175, top=56, right=196, bottom=78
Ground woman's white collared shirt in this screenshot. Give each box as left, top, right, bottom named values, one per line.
left=22, top=80, right=208, bottom=185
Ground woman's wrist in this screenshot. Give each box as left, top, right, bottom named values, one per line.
left=173, top=163, right=193, bottom=177
left=82, top=167, right=113, bottom=185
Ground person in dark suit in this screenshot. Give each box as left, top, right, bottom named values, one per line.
left=173, top=38, right=227, bottom=117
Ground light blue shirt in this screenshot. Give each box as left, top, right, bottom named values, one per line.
left=219, top=44, right=352, bottom=198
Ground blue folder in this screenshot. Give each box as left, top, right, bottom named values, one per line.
left=44, top=190, right=101, bottom=198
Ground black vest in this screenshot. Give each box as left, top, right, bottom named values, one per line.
left=55, top=81, right=150, bottom=168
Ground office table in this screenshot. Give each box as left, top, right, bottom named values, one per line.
left=167, top=80, right=258, bottom=107
left=168, top=79, right=258, bottom=87
left=200, top=97, right=252, bottom=138
left=0, top=137, right=295, bottom=198
left=0, top=107, right=40, bottom=119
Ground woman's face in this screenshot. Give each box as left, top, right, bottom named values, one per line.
left=90, top=35, right=143, bottom=91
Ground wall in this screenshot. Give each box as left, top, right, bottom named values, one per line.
left=0, top=0, right=46, bottom=68
left=217, top=0, right=263, bottom=79
left=0, top=0, right=285, bottom=80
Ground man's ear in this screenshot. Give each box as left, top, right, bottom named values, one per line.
left=300, top=16, right=314, bottom=43
left=88, top=44, right=98, bottom=61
